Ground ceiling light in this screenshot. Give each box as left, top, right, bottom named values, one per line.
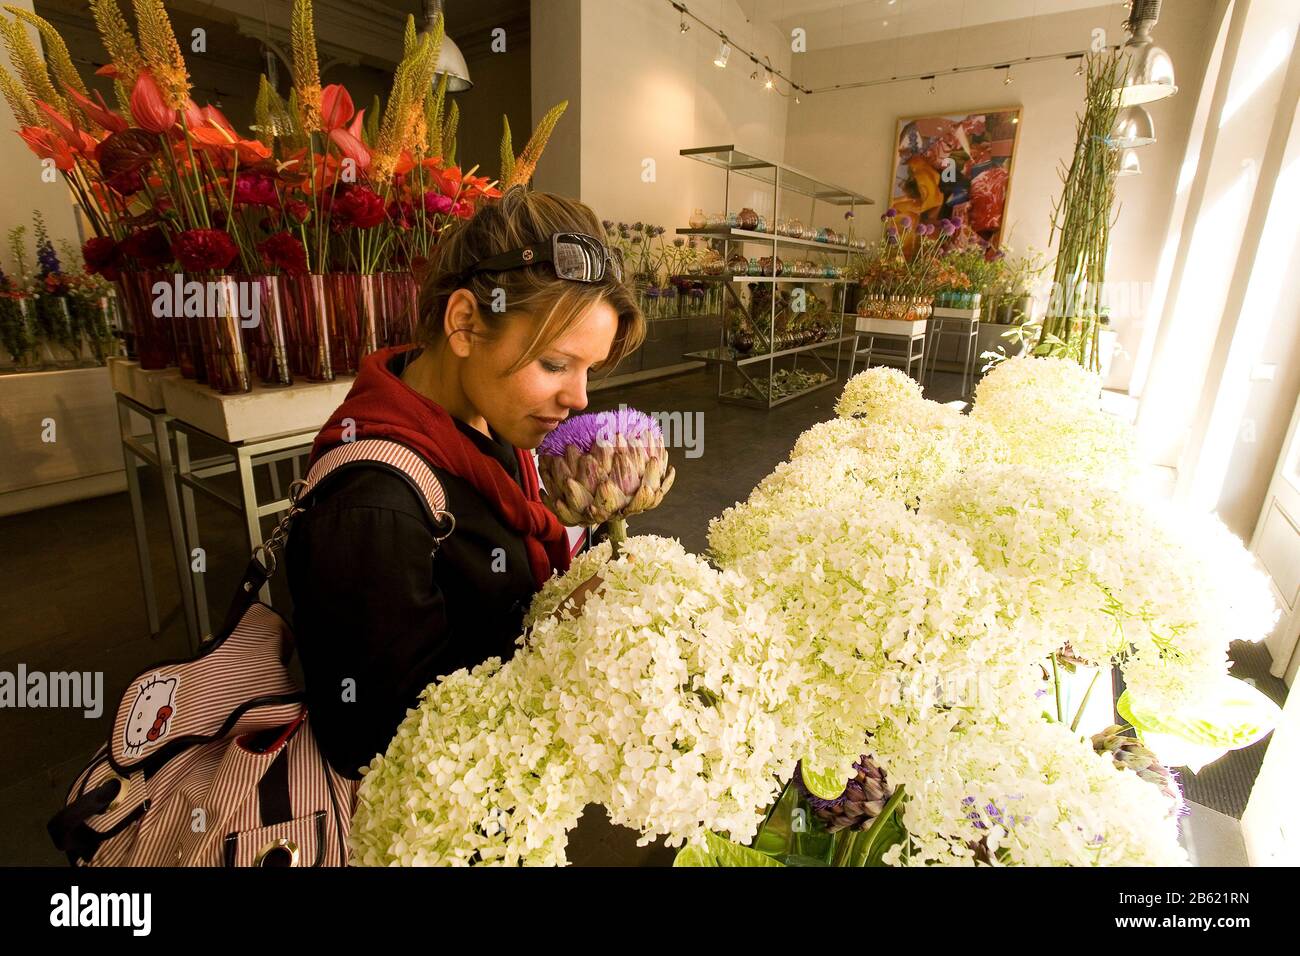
left=1112, top=105, right=1157, bottom=147
left=714, top=39, right=731, bottom=68
left=1117, top=147, right=1142, bottom=176
left=765, top=72, right=774, bottom=89
left=422, top=0, right=471, bottom=92
left=1114, top=0, right=1177, bottom=106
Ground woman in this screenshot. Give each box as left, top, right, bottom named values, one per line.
left=286, top=187, right=645, bottom=780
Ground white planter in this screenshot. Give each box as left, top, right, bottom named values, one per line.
left=855, top=316, right=926, bottom=336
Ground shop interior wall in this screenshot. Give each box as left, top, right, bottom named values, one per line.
left=569, top=0, right=794, bottom=234
left=783, top=0, right=1219, bottom=391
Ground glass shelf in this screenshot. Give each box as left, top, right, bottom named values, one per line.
left=684, top=335, right=856, bottom=367
left=676, top=227, right=863, bottom=254
left=680, top=145, right=874, bottom=206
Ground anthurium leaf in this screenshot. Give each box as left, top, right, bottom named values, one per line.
left=1118, top=677, right=1281, bottom=772
left=673, top=831, right=786, bottom=867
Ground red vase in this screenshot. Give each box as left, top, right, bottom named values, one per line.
left=381, top=271, right=419, bottom=348
left=324, top=273, right=381, bottom=374
left=283, top=273, right=334, bottom=382
left=115, top=270, right=175, bottom=370
left=197, top=275, right=252, bottom=394
left=239, top=274, right=293, bottom=387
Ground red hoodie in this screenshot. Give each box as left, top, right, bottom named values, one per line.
left=309, top=346, right=571, bottom=588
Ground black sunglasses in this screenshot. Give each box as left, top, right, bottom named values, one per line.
left=455, top=232, right=624, bottom=285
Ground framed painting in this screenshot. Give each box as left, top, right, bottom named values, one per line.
left=889, top=107, right=1022, bottom=248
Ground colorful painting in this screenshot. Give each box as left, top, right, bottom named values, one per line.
left=889, top=107, right=1021, bottom=248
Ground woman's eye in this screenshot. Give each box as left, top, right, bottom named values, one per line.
left=541, top=359, right=566, bottom=373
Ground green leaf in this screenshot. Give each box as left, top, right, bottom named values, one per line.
left=850, top=784, right=907, bottom=867
left=673, top=831, right=786, bottom=867
left=1118, top=677, right=1281, bottom=772
left=751, top=776, right=801, bottom=859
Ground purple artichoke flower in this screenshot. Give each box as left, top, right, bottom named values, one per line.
left=898, top=215, right=913, bottom=230
left=940, top=218, right=958, bottom=237
left=537, top=407, right=676, bottom=556
left=885, top=207, right=898, bottom=218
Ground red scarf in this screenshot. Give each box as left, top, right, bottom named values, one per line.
left=309, top=346, right=571, bottom=588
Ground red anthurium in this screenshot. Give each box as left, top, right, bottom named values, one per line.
left=347, top=107, right=365, bottom=139
left=65, top=88, right=128, bottom=134
left=130, top=72, right=177, bottom=134
left=201, top=104, right=236, bottom=134
left=320, top=84, right=354, bottom=132
left=393, top=149, right=415, bottom=177
left=183, top=98, right=204, bottom=130
left=33, top=100, right=97, bottom=155
left=18, top=127, right=75, bottom=170
left=328, top=127, right=371, bottom=172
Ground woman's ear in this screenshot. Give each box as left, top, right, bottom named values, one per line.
left=443, top=289, right=478, bottom=358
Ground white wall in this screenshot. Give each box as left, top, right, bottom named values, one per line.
left=782, top=0, right=1218, bottom=390
left=570, top=0, right=792, bottom=230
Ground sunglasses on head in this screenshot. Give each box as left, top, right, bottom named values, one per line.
left=454, top=232, right=624, bottom=286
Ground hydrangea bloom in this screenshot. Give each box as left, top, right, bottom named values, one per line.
left=834, top=367, right=926, bottom=421
left=873, top=710, right=1190, bottom=867
left=922, top=465, right=1277, bottom=711
left=973, top=354, right=1102, bottom=416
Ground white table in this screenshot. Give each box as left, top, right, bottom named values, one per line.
left=848, top=315, right=928, bottom=381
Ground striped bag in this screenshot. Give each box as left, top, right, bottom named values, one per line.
left=47, top=440, right=454, bottom=867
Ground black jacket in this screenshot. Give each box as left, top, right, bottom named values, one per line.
left=285, top=350, right=540, bottom=779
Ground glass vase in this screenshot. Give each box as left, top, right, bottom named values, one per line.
left=381, top=271, right=419, bottom=348
left=115, top=271, right=175, bottom=370
left=324, top=273, right=376, bottom=375
left=197, top=275, right=252, bottom=394
left=283, top=273, right=334, bottom=382
left=0, top=293, right=37, bottom=369
left=240, top=274, right=293, bottom=387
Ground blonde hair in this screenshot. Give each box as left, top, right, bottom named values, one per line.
left=417, top=187, right=645, bottom=377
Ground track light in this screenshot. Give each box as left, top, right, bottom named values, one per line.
left=765, top=71, right=774, bottom=90
left=1003, top=66, right=1013, bottom=85
left=714, top=39, right=731, bottom=68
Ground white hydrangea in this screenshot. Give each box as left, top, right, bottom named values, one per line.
left=835, top=366, right=925, bottom=420
left=974, top=354, right=1102, bottom=416
left=873, top=710, right=1190, bottom=867
left=922, top=464, right=1276, bottom=712
left=971, top=356, right=1136, bottom=487
left=522, top=536, right=807, bottom=848
left=350, top=658, right=587, bottom=867
left=351, top=536, right=809, bottom=863
left=719, top=493, right=1042, bottom=787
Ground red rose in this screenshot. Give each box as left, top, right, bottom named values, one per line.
left=331, top=185, right=386, bottom=229
left=171, top=228, right=239, bottom=272
left=257, top=231, right=308, bottom=274
left=285, top=199, right=311, bottom=224
left=119, top=226, right=173, bottom=268
left=82, top=237, right=122, bottom=280
left=421, top=191, right=454, bottom=216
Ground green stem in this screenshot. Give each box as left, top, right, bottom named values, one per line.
left=606, top=516, right=628, bottom=559
left=1069, top=666, right=1103, bottom=733
left=1051, top=653, right=1064, bottom=723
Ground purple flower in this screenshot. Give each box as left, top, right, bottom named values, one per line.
left=940, top=218, right=958, bottom=237
left=885, top=225, right=899, bottom=242
left=538, top=407, right=662, bottom=457
left=885, top=207, right=898, bottom=218
left=898, top=215, right=913, bottom=230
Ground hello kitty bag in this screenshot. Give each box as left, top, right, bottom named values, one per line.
left=47, top=440, right=454, bottom=867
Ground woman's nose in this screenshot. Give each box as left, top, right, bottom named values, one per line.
left=561, top=375, right=588, bottom=412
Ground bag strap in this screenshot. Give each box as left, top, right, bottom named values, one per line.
left=217, top=439, right=456, bottom=639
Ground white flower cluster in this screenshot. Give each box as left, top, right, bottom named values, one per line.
left=718, top=494, right=1042, bottom=788
left=922, top=465, right=1275, bottom=711
left=872, top=710, right=1189, bottom=867
left=351, top=536, right=809, bottom=864
left=971, top=355, right=1137, bottom=487
left=834, top=366, right=925, bottom=421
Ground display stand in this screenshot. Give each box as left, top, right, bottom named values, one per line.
left=110, top=358, right=353, bottom=649
left=676, top=145, right=873, bottom=408
left=924, top=307, right=981, bottom=398
left=847, top=315, right=928, bottom=381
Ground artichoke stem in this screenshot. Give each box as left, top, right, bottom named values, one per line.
left=606, top=516, right=628, bottom=559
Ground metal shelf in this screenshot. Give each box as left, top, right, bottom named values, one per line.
left=684, top=335, right=856, bottom=367
left=731, top=275, right=850, bottom=284
left=721, top=374, right=838, bottom=408
left=676, top=227, right=864, bottom=254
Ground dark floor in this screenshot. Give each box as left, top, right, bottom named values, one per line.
left=0, top=359, right=1287, bottom=865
